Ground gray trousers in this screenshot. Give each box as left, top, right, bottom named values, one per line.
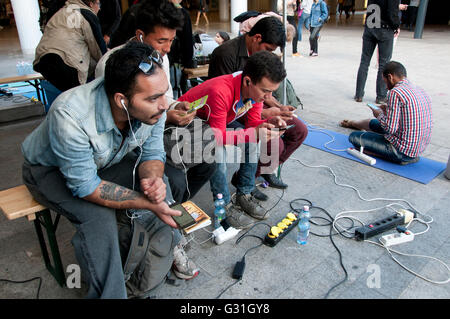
left=22, top=154, right=176, bottom=299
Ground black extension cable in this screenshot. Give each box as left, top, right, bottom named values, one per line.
left=0, top=276, right=42, bottom=299
left=290, top=198, right=358, bottom=298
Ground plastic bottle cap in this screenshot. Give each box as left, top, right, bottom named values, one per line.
left=303, top=205, right=310, bottom=211
left=217, top=194, right=223, bottom=199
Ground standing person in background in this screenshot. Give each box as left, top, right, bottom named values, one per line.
left=407, top=0, right=420, bottom=31
left=194, top=0, right=209, bottom=26
left=98, top=0, right=122, bottom=47
left=343, top=0, right=353, bottom=19
left=354, top=0, right=400, bottom=104
left=297, top=0, right=313, bottom=54
left=308, top=0, right=328, bottom=57
left=33, top=0, right=107, bottom=92
left=278, top=0, right=299, bottom=56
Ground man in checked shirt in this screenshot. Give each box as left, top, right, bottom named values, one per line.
left=341, top=61, right=433, bottom=165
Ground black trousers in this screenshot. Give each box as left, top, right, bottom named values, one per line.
left=164, top=161, right=216, bottom=204
left=34, top=53, right=80, bottom=92
left=309, top=25, right=323, bottom=54
left=287, top=15, right=298, bottom=54
left=355, top=27, right=394, bottom=100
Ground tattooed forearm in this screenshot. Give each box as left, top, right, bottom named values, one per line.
left=99, top=182, right=139, bottom=202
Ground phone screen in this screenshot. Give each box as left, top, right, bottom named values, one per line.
left=279, top=124, right=296, bottom=131
left=187, top=95, right=208, bottom=113
left=367, top=103, right=380, bottom=110
left=171, top=204, right=196, bottom=229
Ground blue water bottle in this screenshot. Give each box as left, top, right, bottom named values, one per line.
left=297, top=205, right=311, bottom=245
left=214, top=193, right=226, bottom=229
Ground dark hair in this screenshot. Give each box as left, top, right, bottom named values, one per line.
left=81, top=0, right=96, bottom=6
left=248, top=17, right=286, bottom=49
left=242, top=51, right=286, bottom=84
left=104, top=41, right=162, bottom=99
left=218, top=31, right=230, bottom=42
left=383, top=61, right=407, bottom=78
left=136, top=0, right=184, bottom=35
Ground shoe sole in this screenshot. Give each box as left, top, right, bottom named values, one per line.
left=173, top=267, right=200, bottom=280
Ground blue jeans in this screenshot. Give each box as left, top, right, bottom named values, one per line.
left=355, top=27, right=394, bottom=100
left=209, top=122, right=258, bottom=204
left=297, top=13, right=310, bottom=42
left=348, top=119, right=418, bottom=164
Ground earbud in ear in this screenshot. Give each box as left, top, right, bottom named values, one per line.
left=139, top=34, right=143, bottom=43
left=246, top=80, right=250, bottom=86
left=120, top=99, right=127, bottom=112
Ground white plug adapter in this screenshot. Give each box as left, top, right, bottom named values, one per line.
left=213, top=226, right=241, bottom=245
left=380, top=230, right=414, bottom=247
left=397, top=209, right=415, bottom=224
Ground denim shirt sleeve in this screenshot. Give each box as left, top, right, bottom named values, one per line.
left=140, top=112, right=167, bottom=164
left=48, top=107, right=101, bottom=198
left=320, top=1, right=328, bottom=22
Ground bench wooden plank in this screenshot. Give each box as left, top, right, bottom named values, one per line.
left=0, top=73, right=44, bottom=85
left=0, top=185, right=45, bottom=220
left=183, top=64, right=209, bottom=79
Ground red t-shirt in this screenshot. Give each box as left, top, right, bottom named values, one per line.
left=178, top=72, right=266, bottom=145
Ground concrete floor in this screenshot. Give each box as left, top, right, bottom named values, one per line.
left=1, top=13, right=449, bottom=300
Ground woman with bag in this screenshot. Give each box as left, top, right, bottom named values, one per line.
left=308, top=0, right=328, bottom=57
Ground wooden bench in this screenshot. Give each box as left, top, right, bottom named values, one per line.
left=0, top=73, right=46, bottom=105
left=183, top=64, right=209, bottom=79
left=0, top=185, right=65, bottom=286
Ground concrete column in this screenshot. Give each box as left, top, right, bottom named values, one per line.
left=10, top=0, right=42, bottom=55
left=230, top=0, right=247, bottom=35
left=219, top=0, right=229, bottom=22
left=414, top=0, right=429, bottom=39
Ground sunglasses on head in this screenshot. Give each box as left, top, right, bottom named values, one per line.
left=138, top=50, right=163, bottom=74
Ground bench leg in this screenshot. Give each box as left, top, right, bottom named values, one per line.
left=33, top=209, right=65, bottom=287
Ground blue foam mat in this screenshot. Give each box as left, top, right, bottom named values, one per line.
left=303, top=127, right=446, bottom=184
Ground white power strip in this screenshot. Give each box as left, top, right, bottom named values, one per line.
left=347, top=148, right=376, bottom=165
left=213, top=226, right=241, bottom=245
left=380, top=231, right=414, bottom=247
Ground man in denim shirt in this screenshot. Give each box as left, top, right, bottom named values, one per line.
left=21, top=42, right=185, bottom=298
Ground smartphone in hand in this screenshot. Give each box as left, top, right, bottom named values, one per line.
left=187, top=95, right=208, bottom=114
left=279, top=124, right=296, bottom=131
left=367, top=103, right=380, bottom=111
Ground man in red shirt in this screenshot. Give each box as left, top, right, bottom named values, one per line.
left=178, top=51, right=287, bottom=227
left=208, top=16, right=308, bottom=199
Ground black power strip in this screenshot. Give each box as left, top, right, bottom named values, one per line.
left=263, top=212, right=300, bottom=247
left=354, top=213, right=405, bottom=241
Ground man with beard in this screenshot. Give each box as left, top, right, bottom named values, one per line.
left=21, top=42, right=185, bottom=298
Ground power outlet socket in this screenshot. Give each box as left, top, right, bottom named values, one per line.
left=380, top=231, right=414, bottom=247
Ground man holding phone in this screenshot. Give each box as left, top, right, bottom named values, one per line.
left=341, top=61, right=433, bottom=165
left=178, top=51, right=287, bottom=228
left=208, top=16, right=308, bottom=197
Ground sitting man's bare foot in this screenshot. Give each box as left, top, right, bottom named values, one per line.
left=340, top=119, right=357, bottom=129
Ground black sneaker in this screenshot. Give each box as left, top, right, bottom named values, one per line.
left=261, top=173, right=288, bottom=189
